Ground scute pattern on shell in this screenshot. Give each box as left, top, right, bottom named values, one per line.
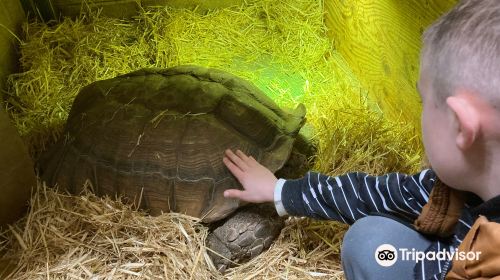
left=40, top=65, right=306, bottom=222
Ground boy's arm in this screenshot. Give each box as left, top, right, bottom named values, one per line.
left=275, top=169, right=437, bottom=225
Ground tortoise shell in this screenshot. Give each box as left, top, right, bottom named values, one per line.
left=40, top=65, right=306, bottom=222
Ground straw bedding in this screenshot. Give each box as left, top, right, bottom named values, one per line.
left=0, top=182, right=346, bottom=279
left=1, top=0, right=424, bottom=278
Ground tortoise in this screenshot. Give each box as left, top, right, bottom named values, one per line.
left=39, top=65, right=311, bottom=271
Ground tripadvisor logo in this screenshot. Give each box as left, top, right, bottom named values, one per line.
left=374, top=244, right=481, bottom=267
left=375, top=244, right=398, bottom=267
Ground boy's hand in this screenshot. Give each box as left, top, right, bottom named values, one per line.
left=222, top=149, right=277, bottom=203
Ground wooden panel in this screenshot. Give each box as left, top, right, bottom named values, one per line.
left=0, top=107, right=37, bottom=228
left=0, top=0, right=35, bottom=229
left=50, top=0, right=245, bottom=18
left=143, top=0, right=245, bottom=10
left=19, top=0, right=56, bottom=21
left=324, top=0, right=458, bottom=124
left=0, top=0, right=25, bottom=97
left=52, top=0, right=140, bottom=18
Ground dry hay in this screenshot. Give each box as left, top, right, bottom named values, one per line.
left=1, top=0, right=424, bottom=278
left=0, top=182, right=346, bottom=279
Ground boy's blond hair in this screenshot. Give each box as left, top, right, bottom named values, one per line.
left=422, top=0, right=500, bottom=108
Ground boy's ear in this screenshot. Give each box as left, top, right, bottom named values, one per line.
left=446, top=93, right=480, bottom=150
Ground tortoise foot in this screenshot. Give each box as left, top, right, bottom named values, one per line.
left=206, top=203, right=284, bottom=272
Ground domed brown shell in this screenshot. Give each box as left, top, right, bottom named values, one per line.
left=40, top=65, right=306, bottom=222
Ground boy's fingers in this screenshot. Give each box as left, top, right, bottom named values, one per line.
left=236, top=149, right=250, bottom=162
left=223, top=157, right=244, bottom=180
left=239, top=151, right=258, bottom=167
left=224, top=189, right=245, bottom=200
left=225, top=149, right=248, bottom=171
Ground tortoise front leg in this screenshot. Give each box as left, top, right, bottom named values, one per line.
left=206, top=203, right=284, bottom=272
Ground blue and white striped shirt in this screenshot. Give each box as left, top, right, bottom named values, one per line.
left=274, top=169, right=488, bottom=280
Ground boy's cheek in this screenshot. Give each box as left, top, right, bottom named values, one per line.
left=427, top=152, right=463, bottom=190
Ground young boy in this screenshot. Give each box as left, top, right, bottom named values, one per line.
left=222, top=0, right=500, bottom=279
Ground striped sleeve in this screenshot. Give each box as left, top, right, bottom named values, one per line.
left=279, top=169, right=437, bottom=225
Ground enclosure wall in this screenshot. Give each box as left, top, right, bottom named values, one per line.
left=0, top=0, right=37, bottom=230
left=47, top=0, right=244, bottom=18
left=0, top=0, right=24, bottom=97
left=324, top=0, right=458, bottom=125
